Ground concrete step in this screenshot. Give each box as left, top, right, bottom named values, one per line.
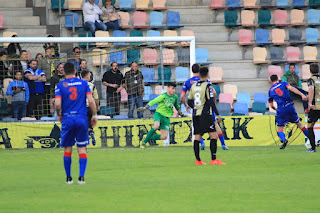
left=0, top=0, right=26, bottom=8
left=0, top=8, right=33, bottom=17
left=0, top=26, right=47, bottom=37
left=166, top=0, right=205, bottom=6
left=4, top=16, right=40, bottom=26
left=220, top=80, right=271, bottom=96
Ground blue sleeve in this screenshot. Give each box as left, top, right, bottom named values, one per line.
left=181, top=81, right=188, bottom=93
left=268, top=90, right=273, bottom=102
left=24, top=82, right=30, bottom=103
left=86, top=82, right=92, bottom=94
left=6, top=82, right=14, bottom=96
left=55, top=84, right=61, bottom=97
left=39, top=69, right=46, bottom=76
left=283, top=82, right=289, bottom=88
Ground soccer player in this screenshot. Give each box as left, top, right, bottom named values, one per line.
left=268, top=74, right=309, bottom=150
left=188, top=66, right=226, bottom=165
left=138, top=82, right=184, bottom=148
left=181, top=64, right=229, bottom=150
left=306, top=63, right=320, bottom=152
left=81, top=70, right=99, bottom=146
left=55, top=62, right=97, bottom=184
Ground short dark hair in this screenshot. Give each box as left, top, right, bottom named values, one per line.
left=289, top=64, right=295, bottom=68
left=15, top=70, right=22, bottom=75
left=130, top=61, right=138, bottom=66
left=56, top=62, right=64, bottom=69
left=111, top=62, right=118, bottom=67
left=29, top=59, right=37, bottom=65
left=20, top=50, right=27, bottom=55
left=73, top=47, right=80, bottom=52
left=167, top=82, right=177, bottom=88
left=199, top=66, right=209, bottom=78
left=80, top=69, right=91, bottom=79
left=0, top=51, right=7, bottom=57
left=64, top=62, right=75, bottom=75
left=310, top=63, right=319, bottom=74
left=192, top=64, right=200, bottom=73
left=80, top=59, right=87, bottom=63
left=270, top=74, right=279, bottom=82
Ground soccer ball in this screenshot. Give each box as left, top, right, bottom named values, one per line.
left=305, top=138, right=312, bottom=149
left=316, top=140, right=320, bottom=147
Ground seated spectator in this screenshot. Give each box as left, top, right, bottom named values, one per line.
left=0, top=51, right=13, bottom=84
left=7, top=35, right=21, bottom=57
left=282, top=64, right=309, bottom=113
left=83, top=0, right=107, bottom=36
left=100, top=0, right=120, bottom=31
left=6, top=70, right=29, bottom=120
left=35, top=53, right=43, bottom=61
left=43, top=34, right=60, bottom=58
left=67, top=47, right=82, bottom=72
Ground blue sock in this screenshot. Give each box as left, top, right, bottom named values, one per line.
left=79, top=153, right=87, bottom=177
left=63, top=152, right=72, bottom=178
left=301, top=127, right=308, bottom=138
left=218, top=133, right=225, bottom=146
left=200, top=138, right=205, bottom=146
left=278, top=131, right=286, bottom=142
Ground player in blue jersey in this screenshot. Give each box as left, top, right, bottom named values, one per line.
left=55, top=62, right=97, bottom=184
left=268, top=75, right=309, bottom=149
left=181, top=64, right=229, bottom=150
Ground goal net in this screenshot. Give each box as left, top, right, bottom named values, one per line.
left=0, top=36, right=195, bottom=149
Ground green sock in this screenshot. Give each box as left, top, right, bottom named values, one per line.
left=144, top=128, right=156, bottom=143
left=149, top=134, right=161, bottom=140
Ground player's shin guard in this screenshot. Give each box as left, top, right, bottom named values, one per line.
left=277, top=130, right=286, bottom=142
left=200, top=138, right=205, bottom=146
left=79, top=153, right=87, bottom=178
left=308, top=127, right=316, bottom=150
left=63, top=152, right=72, bottom=178
left=144, top=128, right=156, bottom=143
left=218, top=133, right=225, bottom=146
left=193, top=140, right=201, bottom=161
left=210, top=139, right=217, bottom=160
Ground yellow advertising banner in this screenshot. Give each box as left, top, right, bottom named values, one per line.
left=0, top=115, right=306, bottom=149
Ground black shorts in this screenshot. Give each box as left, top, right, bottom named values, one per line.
left=87, top=107, right=93, bottom=129
left=193, top=115, right=216, bottom=135
left=308, top=109, right=320, bottom=123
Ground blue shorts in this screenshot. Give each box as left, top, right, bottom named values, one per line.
left=276, top=105, right=300, bottom=126
left=60, top=115, right=89, bottom=147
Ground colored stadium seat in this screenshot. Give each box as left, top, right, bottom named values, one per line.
left=130, top=30, right=143, bottom=45
left=234, top=103, right=249, bottom=115
left=238, top=29, right=255, bottom=45
left=113, top=30, right=127, bottom=46
left=100, top=106, right=115, bottom=117
left=289, top=28, right=304, bottom=44
left=95, top=31, right=110, bottom=47
left=260, top=0, right=273, bottom=7
left=121, top=88, right=128, bottom=103
left=180, top=30, right=194, bottom=46
left=78, top=30, right=93, bottom=48
left=310, top=0, right=320, bottom=7
left=224, top=10, right=239, bottom=26
left=209, top=66, right=224, bottom=81
left=302, top=64, right=312, bottom=80
left=270, top=46, right=284, bottom=63
left=291, top=9, right=306, bottom=25
left=162, top=48, right=176, bottom=64
left=152, top=0, right=166, bottom=9
left=252, top=102, right=267, bottom=114
left=237, top=93, right=251, bottom=106
left=114, top=115, right=129, bottom=119
left=150, top=11, right=165, bottom=28
left=272, top=28, right=288, bottom=45
left=177, top=48, right=190, bottom=63
left=306, top=28, right=320, bottom=44
left=175, top=67, right=189, bottom=82
left=196, top=48, right=209, bottom=64
left=276, top=0, right=291, bottom=8
left=254, top=93, right=268, bottom=104
left=119, top=0, right=135, bottom=10
left=217, top=103, right=232, bottom=116
left=65, top=12, right=80, bottom=29
left=243, top=0, right=260, bottom=8
left=164, top=30, right=178, bottom=45
left=274, top=10, right=289, bottom=26
left=223, top=84, right=238, bottom=100
left=213, top=85, right=221, bottom=100
left=307, top=9, right=320, bottom=25
left=292, top=0, right=307, bottom=8
left=303, top=46, right=318, bottom=62
left=127, top=49, right=140, bottom=64
left=286, top=46, right=302, bottom=62
left=143, top=48, right=158, bottom=64
left=268, top=65, right=282, bottom=80
left=147, top=30, right=161, bottom=45
left=0, top=14, right=5, bottom=30
left=68, top=0, right=82, bottom=10
left=210, top=0, right=227, bottom=9
left=133, top=11, right=149, bottom=28
left=256, top=29, right=272, bottom=45
left=284, top=64, right=299, bottom=75
left=136, top=0, right=149, bottom=8
left=241, top=10, right=257, bottom=27
left=154, top=86, right=167, bottom=95
left=227, top=0, right=243, bottom=9
left=110, top=50, right=125, bottom=64
left=258, top=10, right=272, bottom=26
left=143, top=86, right=152, bottom=101
left=141, top=67, right=155, bottom=82
left=158, top=67, right=172, bottom=82
left=219, top=93, right=234, bottom=105
left=51, top=0, right=65, bottom=10
left=118, top=12, right=131, bottom=28
left=92, top=49, right=107, bottom=66
left=253, top=47, right=268, bottom=64
left=166, top=11, right=183, bottom=28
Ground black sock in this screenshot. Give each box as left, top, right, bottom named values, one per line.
left=308, top=127, right=316, bottom=150
left=194, top=140, right=201, bottom=161
left=210, top=139, right=217, bottom=160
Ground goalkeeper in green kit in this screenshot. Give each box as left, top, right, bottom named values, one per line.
left=137, top=82, right=185, bottom=148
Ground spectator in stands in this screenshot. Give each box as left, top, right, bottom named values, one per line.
left=282, top=64, right=309, bottom=113
left=24, top=60, right=46, bottom=119
left=80, top=59, right=87, bottom=71
left=50, top=63, right=65, bottom=98
left=43, top=34, right=60, bottom=58
left=83, top=0, right=107, bottom=36
left=11, top=50, right=28, bottom=74
left=0, top=51, right=13, bottom=84
left=100, top=0, right=120, bottom=31
left=125, top=61, right=144, bottom=118
left=38, top=48, right=57, bottom=82
left=7, top=35, right=21, bottom=57
left=102, top=62, right=124, bottom=115
left=35, top=53, right=43, bottom=61
left=6, top=70, right=29, bottom=120
left=67, top=47, right=82, bottom=72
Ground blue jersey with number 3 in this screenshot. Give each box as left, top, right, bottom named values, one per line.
left=55, top=77, right=91, bottom=117
left=268, top=82, right=293, bottom=108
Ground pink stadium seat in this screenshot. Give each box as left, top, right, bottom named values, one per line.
left=180, top=30, right=194, bottom=46
left=238, top=29, right=255, bottom=45
left=118, top=12, right=131, bottom=28
left=208, top=66, right=223, bottom=81
left=162, top=48, right=175, bottom=64
left=223, top=84, right=238, bottom=100
left=271, top=28, right=288, bottom=45
left=290, top=9, right=305, bottom=26
left=274, top=10, right=288, bottom=26
left=121, top=88, right=128, bottom=103
left=302, top=64, right=312, bottom=80
left=143, top=48, right=158, bottom=64
left=0, top=14, right=6, bottom=29
left=286, top=46, right=302, bottom=62
left=267, top=65, right=282, bottom=80
left=133, top=11, right=149, bottom=28
left=219, top=93, right=234, bottom=106
left=210, top=0, right=227, bottom=9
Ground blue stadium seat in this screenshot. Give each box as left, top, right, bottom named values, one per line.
left=2, top=117, right=17, bottom=122
left=306, top=28, right=320, bottom=44
left=213, top=85, right=221, bottom=100
left=40, top=117, right=57, bottom=121
left=254, top=93, right=268, bottom=105
left=227, top=0, right=243, bottom=9
left=149, top=94, right=159, bottom=110
left=143, top=86, right=152, bottom=102
left=177, top=48, right=190, bottom=63
left=217, top=103, right=231, bottom=116
left=166, top=11, right=183, bottom=28
left=100, top=106, right=115, bottom=117
left=252, top=102, right=267, bottom=114
left=127, top=49, right=140, bottom=64
left=150, top=11, right=166, bottom=28
left=284, top=64, right=299, bottom=75
left=307, top=9, right=320, bottom=25
left=158, top=67, right=172, bottom=82
left=234, top=103, right=249, bottom=115
left=276, top=0, right=291, bottom=8
left=114, top=115, right=129, bottom=119
left=236, top=93, right=251, bottom=106
left=65, top=12, right=80, bottom=29
left=293, top=0, right=307, bottom=8
left=141, top=67, right=155, bottom=83
left=260, top=0, right=273, bottom=7
left=289, top=28, right=304, bottom=44
left=255, top=29, right=272, bottom=45
left=113, top=30, right=127, bottom=46
left=51, top=0, right=65, bottom=10
left=175, top=67, right=189, bottom=82
left=196, top=48, right=209, bottom=64
left=147, top=30, right=161, bottom=45
left=110, top=50, right=125, bottom=65
left=119, top=0, right=135, bottom=10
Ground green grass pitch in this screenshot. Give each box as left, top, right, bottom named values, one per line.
left=1, top=146, right=320, bottom=212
